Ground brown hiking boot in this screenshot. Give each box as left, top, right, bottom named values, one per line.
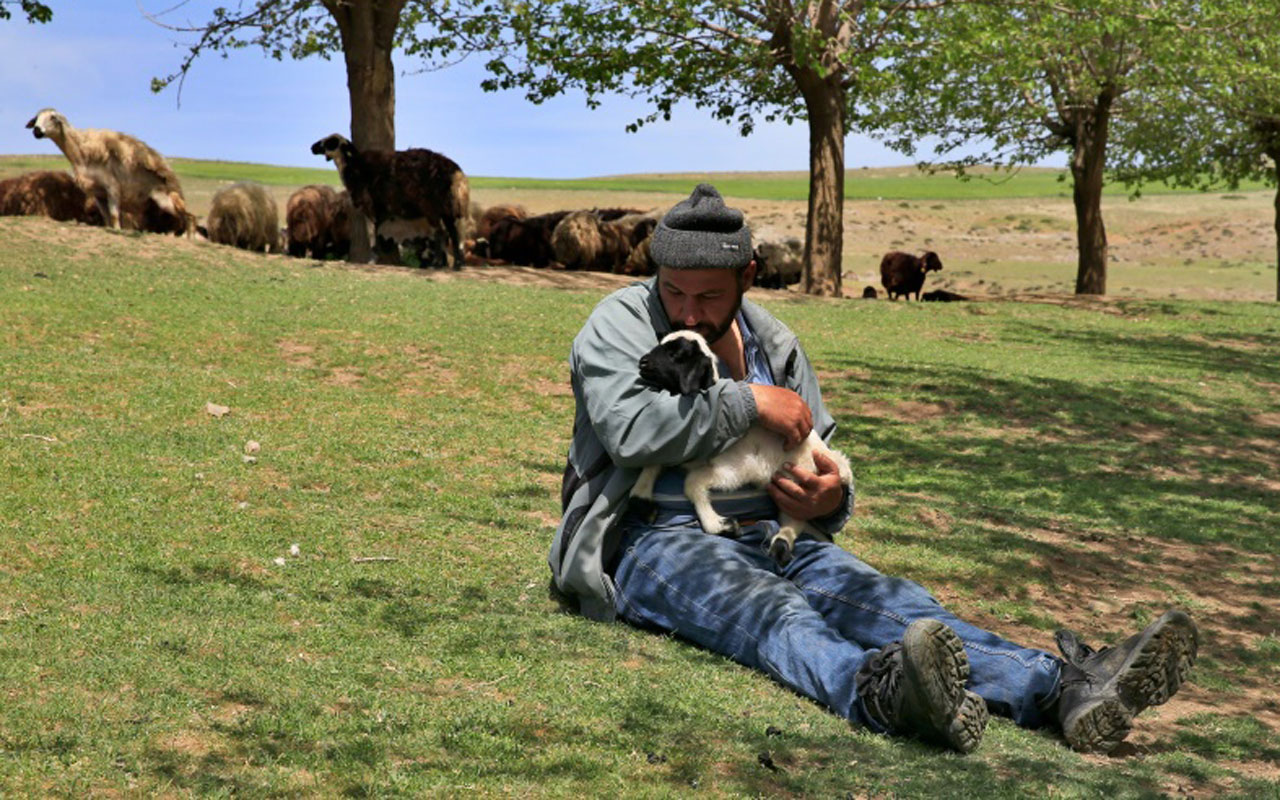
left=1055, top=609, right=1199, bottom=753
left=856, top=618, right=989, bottom=753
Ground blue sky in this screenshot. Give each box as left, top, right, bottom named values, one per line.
left=0, top=3, right=1057, bottom=178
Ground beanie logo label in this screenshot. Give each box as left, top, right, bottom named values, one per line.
left=720, top=243, right=740, bottom=251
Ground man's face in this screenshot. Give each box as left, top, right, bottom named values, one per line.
left=657, top=264, right=753, bottom=344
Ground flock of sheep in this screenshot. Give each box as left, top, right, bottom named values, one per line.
left=4, top=109, right=950, bottom=297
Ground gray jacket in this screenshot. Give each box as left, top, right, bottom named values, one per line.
left=550, top=278, right=854, bottom=621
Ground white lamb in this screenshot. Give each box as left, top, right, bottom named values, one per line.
left=630, top=330, right=854, bottom=564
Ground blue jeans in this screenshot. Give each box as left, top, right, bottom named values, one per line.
left=612, top=520, right=1062, bottom=730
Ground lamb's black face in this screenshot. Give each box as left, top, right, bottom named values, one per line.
left=638, top=337, right=716, bottom=395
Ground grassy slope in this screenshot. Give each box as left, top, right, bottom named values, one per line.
left=1, top=217, right=1277, bottom=797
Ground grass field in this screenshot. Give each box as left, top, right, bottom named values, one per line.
left=3, top=154, right=1269, bottom=201
left=1, top=213, right=1277, bottom=797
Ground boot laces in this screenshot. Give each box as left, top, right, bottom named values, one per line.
left=1055, top=629, right=1110, bottom=686
left=856, top=642, right=904, bottom=727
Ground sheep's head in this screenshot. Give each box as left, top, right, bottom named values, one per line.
left=311, top=133, right=354, bottom=166
left=923, top=251, right=943, bottom=272
left=638, top=330, right=720, bottom=396
left=26, top=108, right=65, bottom=141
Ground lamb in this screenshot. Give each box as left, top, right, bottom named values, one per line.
left=879, top=250, right=943, bottom=300
left=25, top=108, right=192, bottom=235
left=629, top=330, right=854, bottom=565
left=474, top=203, right=527, bottom=241
left=0, top=170, right=102, bottom=224
left=285, top=185, right=352, bottom=260
left=206, top=181, right=282, bottom=253
left=310, top=133, right=469, bottom=269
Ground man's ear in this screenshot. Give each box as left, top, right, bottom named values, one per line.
left=741, top=259, right=757, bottom=290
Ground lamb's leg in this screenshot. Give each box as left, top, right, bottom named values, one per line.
left=768, top=516, right=802, bottom=566
left=629, top=465, right=659, bottom=519
left=684, top=470, right=739, bottom=537
left=443, top=215, right=463, bottom=271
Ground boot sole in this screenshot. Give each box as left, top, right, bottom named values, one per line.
left=1062, top=697, right=1133, bottom=753
left=1063, top=610, right=1199, bottom=753
left=1115, top=610, right=1199, bottom=713
left=902, top=619, right=988, bottom=753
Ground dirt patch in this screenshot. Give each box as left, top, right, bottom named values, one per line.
left=277, top=340, right=316, bottom=368
left=856, top=398, right=951, bottom=420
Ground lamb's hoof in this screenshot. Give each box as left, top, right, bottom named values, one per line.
left=767, top=536, right=794, bottom=566
left=709, top=518, right=740, bottom=537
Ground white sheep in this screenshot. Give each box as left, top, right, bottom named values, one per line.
left=630, top=330, right=854, bottom=564
left=25, top=108, right=191, bottom=234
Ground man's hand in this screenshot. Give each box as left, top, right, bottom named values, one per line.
left=768, top=449, right=846, bottom=522
left=750, top=384, right=812, bottom=450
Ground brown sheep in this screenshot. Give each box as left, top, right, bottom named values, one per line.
left=311, top=133, right=470, bottom=269
left=26, top=108, right=192, bottom=235
left=0, top=170, right=102, bottom=224
left=621, top=234, right=656, bottom=276
left=753, top=238, right=804, bottom=289
left=552, top=210, right=630, bottom=271
left=880, top=250, right=943, bottom=300
left=207, top=182, right=282, bottom=253
left=475, top=203, right=527, bottom=240
left=285, top=185, right=351, bottom=260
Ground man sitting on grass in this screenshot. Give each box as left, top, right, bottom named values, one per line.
left=549, top=183, right=1199, bottom=753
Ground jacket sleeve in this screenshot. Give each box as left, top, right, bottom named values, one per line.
left=788, top=340, right=855, bottom=536
left=572, top=296, right=758, bottom=469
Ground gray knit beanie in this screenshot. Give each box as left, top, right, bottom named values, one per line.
left=649, top=183, right=753, bottom=269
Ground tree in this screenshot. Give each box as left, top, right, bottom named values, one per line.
left=1111, top=2, right=1280, bottom=301
left=874, top=0, right=1188, bottom=295
left=0, top=1, right=52, bottom=23
left=488, top=0, right=943, bottom=297
left=149, top=0, right=483, bottom=263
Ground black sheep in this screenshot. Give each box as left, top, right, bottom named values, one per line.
left=311, top=133, right=469, bottom=269
left=879, top=250, right=943, bottom=300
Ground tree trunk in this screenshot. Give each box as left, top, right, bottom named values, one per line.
left=1273, top=159, right=1280, bottom=302
left=1069, top=97, right=1113, bottom=295
left=327, top=0, right=405, bottom=264
left=798, top=75, right=846, bottom=298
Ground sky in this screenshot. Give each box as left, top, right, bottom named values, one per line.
left=0, top=3, right=1062, bottom=179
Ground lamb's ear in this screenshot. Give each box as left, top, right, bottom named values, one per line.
left=24, top=116, right=36, bottom=129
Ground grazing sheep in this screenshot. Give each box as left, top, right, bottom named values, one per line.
left=0, top=170, right=102, bottom=224
left=861, top=286, right=878, bottom=299
left=880, top=250, right=943, bottom=300
left=629, top=330, right=854, bottom=566
left=25, top=108, right=192, bottom=235
left=753, top=238, right=804, bottom=289
left=206, top=181, right=282, bottom=253
left=285, top=185, right=351, bottom=260
left=310, top=133, right=469, bottom=269
left=922, top=289, right=968, bottom=302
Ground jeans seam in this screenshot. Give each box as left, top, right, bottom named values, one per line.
left=622, top=546, right=761, bottom=650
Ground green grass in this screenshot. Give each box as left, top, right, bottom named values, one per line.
left=4, top=154, right=1269, bottom=201
left=1, top=217, right=1278, bottom=796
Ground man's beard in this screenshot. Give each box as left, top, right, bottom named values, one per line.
left=676, top=289, right=744, bottom=345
